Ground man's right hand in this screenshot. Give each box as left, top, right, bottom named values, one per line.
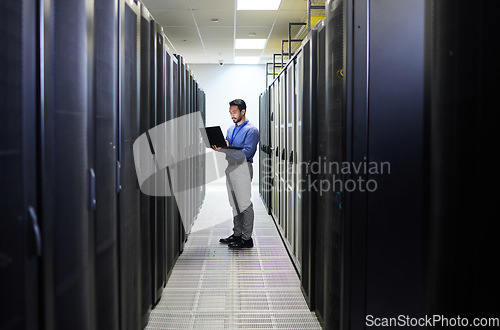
left=211, top=145, right=225, bottom=152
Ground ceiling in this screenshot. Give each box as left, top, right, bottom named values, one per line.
left=141, top=0, right=326, bottom=65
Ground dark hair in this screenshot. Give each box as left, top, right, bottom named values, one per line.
left=229, top=99, right=246, bottom=111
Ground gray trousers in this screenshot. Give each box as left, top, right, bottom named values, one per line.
left=225, top=162, right=254, bottom=240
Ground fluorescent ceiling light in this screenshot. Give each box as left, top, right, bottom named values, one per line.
left=235, top=39, right=267, bottom=49
left=237, top=0, right=281, bottom=10
left=234, top=56, right=261, bottom=64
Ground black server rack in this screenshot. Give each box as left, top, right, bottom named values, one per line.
left=423, top=0, right=500, bottom=319
left=299, top=27, right=318, bottom=311
left=152, top=22, right=167, bottom=306
left=92, top=0, right=120, bottom=329
left=259, top=90, right=271, bottom=211
left=197, top=87, right=206, bottom=211
left=186, top=72, right=192, bottom=227
left=40, top=0, right=95, bottom=328
left=1, top=0, right=207, bottom=328
left=323, top=1, right=344, bottom=328
left=313, top=20, right=327, bottom=325
left=138, top=5, right=153, bottom=327
left=0, top=1, right=39, bottom=329
left=258, top=1, right=428, bottom=328
left=339, top=0, right=426, bottom=328
left=118, top=0, right=142, bottom=328
left=166, top=52, right=179, bottom=278
left=177, top=55, right=188, bottom=246
left=171, top=55, right=184, bottom=262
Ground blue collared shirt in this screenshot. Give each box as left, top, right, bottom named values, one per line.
left=226, top=120, right=259, bottom=163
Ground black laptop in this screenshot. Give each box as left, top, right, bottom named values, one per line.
left=200, top=126, right=243, bottom=150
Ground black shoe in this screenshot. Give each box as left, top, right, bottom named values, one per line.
left=219, top=234, right=242, bottom=244
left=228, top=238, right=253, bottom=249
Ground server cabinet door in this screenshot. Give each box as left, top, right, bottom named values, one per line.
left=424, top=0, right=500, bottom=319
left=164, top=50, right=176, bottom=278
left=313, top=21, right=327, bottom=324
left=279, top=76, right=287, bottom=231
left=363, top=0, right=424, bottom=321
left=270, top=84, right=279, bottom=220
left=118, top=0, right=142, bottom=328
left=152, top=24, right=167, bottom=305
left=286, top=61, right=296, bottom=260
left=295, top=51, right=304, bottom=268
left=299, top=28, right=319, bottom=311
left=138, top=6, right=153, bottom=326
left=93, top=0, right=120, bottom=329
left=171, top=57, right=183, bottom=261
left=40, top=0, right=94, bottom=328
left=323, top=1, right=345, bottom=328
left=0, top=1, right=39, bottom=328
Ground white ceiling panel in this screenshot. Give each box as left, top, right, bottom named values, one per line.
left=193, top=9, right=234, bottom=27
left=171, top=38, right=204, bottom=53
left=190, top=0, right=235, bottom=10
left=162, top=26, right=200, bottom=39
left=141, top=0, right=191, bottom=10
left=199, top=26, right=234, bottom=39
left=203, top=39, right=234, bottom=50
left=142, top=0, right=314, bottom=64
left=235, top=11, right=278, bottom=26
left=150, top=10, right=195, bottom=27
left=235, top=49, right=264, bottom=57
left=235, top=26, right=272, bottom=39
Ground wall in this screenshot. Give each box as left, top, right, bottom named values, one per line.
left=189, top=64, right=266, bottom=183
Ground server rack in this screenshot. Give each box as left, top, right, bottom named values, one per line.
left=138, top=5, right=153, bottom=326
left=423, top=0, right=500, bottom=319
left=294, top=50, right=304, bottom=271
left=345, top=1, right=425, bottom=327
left=259, top=1, right=428, bottom=328
left=171, top=55, right=184, bottom=261
left=313, top=20, right=327, bottom=324
left=152, top=22, right=167, bottom=306
left=166, top=53, right=180, bottom=279
left=258, top=90, right=271, bottom=212
left=1, top=0, right=206, bottom=328
left=299, top=27, right=318, bottom=310
left=118, top=0, right=142, bottom=328
left=0, top=1, right=39, bottom=328
left=93, top=0, right=120, bottom=328
left=40, top=0, right=95, bottom=328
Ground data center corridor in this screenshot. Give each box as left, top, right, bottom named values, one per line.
left=145, top=180, right=321, bottom=329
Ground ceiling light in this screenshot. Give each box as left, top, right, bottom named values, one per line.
left=249, top=32, right=257, bottom=37
left=211, top=18, right=219, bottom=23
left=237, top=0, right=281, bottom=10
left=235, top=39, right=266, bottom=49
left=234, top=56, right=260, bottom=64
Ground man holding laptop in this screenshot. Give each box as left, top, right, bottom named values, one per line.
left=211, top=99, right=259, bottom=248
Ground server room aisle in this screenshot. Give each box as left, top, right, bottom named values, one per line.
left=145, top=180, right=321, bottom=329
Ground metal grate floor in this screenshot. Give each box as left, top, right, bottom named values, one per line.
left=145, top=181, right=322, bottom=329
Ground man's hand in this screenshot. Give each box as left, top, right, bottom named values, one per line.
left=211, top=145, right=226, bottom=152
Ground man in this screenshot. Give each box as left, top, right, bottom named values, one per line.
left=211, top=99, right=259, bottom=248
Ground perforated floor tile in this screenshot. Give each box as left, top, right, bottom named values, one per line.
left=145, top=182, right=321, bottom=329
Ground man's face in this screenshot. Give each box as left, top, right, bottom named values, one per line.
left=229, top=105, right=245, bottom=124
